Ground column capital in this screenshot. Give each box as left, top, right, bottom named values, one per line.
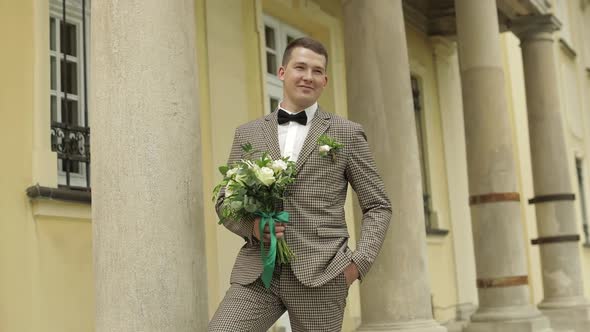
left=511, top=14, right=561, bottom=40
left=430, top=36, right=457, bottom=59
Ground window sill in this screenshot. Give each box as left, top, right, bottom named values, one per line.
left=427, top=228, right=449, bottom=237
left=559, top=38, right=577, bottom=59
left=26, top=185, right=91, bottom=220
left=426, top=228, right=449, bottom=245
left=26, top=184, right=91, bottom=204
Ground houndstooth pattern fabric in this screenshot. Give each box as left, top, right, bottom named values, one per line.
left=217, top=108, right=392, bottom=287
left=208, top=263, right=348, bottom=332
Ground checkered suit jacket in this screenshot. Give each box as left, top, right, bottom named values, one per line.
left=216, top=107, right=392, bottom=287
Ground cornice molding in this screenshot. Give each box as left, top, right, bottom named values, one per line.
left=511, top=14, right=561, bottom=40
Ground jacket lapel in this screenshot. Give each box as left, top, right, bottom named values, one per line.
left=262, top=111, right=282, bottom=161
left=295, top=108, right=331, bottom=173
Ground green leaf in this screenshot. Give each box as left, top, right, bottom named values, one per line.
left=241, top=143, right=253, bottom=152
left=219, top=165, right=229, bottom=176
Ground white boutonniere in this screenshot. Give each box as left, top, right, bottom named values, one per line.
left=317, top=134, right=343, bottom=161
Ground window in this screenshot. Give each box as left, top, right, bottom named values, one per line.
left=411, top=76, right=434, bottom=232
left=50, top=0, right=91, bottom=190
left=263, top=15, right=306, bottom=114
left=576, top=158, right=590, bottom=244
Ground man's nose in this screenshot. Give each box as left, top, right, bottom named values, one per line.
left=302, top=69, right=313, bottom=81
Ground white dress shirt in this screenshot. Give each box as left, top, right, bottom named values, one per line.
left=278, top=102, right=318, bottom=162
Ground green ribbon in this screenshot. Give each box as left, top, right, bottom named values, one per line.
left=255, top=210, right=290, bottom=289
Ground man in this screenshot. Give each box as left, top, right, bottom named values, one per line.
left=209, top=37, right=391, bottom=331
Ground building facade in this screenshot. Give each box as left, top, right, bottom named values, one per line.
left=1, top=0, right=590, bottom=331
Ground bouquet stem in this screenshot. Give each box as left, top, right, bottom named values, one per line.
left=277, top=238, right=295, bottom=264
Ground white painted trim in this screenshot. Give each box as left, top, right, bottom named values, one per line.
left=31, top=199, right=91, bottom=221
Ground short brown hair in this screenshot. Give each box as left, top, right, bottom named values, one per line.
left=282, top=37, right=328, bottom=68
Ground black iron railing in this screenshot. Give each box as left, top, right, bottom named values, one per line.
left=51, top=121, right=90, bottom=189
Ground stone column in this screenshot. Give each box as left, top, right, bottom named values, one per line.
left=454, top=1, right=552, bottom=331
left=513, top=14, right=590, bottom=332
left=342, top=1, right=445, bottom=331
left=90, top=1, right=208, bottom=331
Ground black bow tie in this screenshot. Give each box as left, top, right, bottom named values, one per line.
left=277, top=109, right=307, bottom=126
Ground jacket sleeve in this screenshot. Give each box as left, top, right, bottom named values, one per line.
left=345, top=123, right=393, bottom=279
left=215, top=127, right=256, bottom=243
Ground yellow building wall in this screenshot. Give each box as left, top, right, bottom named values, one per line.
left=581, top=62, right=590, bottom=299
left=34, top=211, right=93, bottom=332
left=556, top=0, right=590, bottom=302
left=0, top=1, right=94, bottom=331
left=583, top=12, right=590, bottom=295
left=405, top=25, right=460, bottom=323
left=0, top=1, right=36, bottom=330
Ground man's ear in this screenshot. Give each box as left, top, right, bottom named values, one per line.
left=278, top=66, right=285, bottom=81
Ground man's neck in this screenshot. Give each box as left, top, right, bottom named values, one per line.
left=279, top=101, right=314, bottom=113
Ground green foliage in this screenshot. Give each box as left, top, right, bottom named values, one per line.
left=317, top=134, right=343, bottom=159
left=317, top=134, right=343, bottom=149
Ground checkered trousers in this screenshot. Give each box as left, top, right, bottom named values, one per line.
left=217, top=108, right=392, bottom=288
left=208, top=263, right=349, bottom=332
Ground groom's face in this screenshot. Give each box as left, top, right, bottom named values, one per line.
left=278, top=47, right=328, bottom=110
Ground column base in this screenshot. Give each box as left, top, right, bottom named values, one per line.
left=442, top=320, right=468, bottom=332
left=443, top=303, right=477, bottom=332
left=456, top=303, right=477, bottom=321
left=539, top=298, right=590, bottom=332
left=357, top=319, right=447, bottom=332
left=465, top=305, right=553, bottom=332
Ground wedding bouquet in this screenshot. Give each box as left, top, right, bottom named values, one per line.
left=213, top=143, right=297, bottom=288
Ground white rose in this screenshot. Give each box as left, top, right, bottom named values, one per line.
left=224, top=180, right=235, bottom=197
left=270, top=160, right=288, bottom=173
left=233, top=171, right=248, bottom=185
left=229, top=200, right=243, bottom=210
left=226, top=168, right=238, bottom=178
left=319, top=145, right=331, bottom=153
left=255, top=166, right=276, bottom=186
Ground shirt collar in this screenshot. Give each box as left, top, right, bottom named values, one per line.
left=278, top=102, right=318, bottom=125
